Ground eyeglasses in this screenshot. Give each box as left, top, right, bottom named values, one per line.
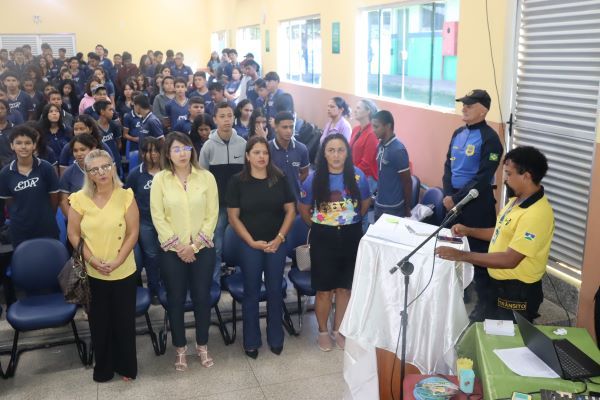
left=171, top=146, right=193, bottom=154
left=87, top=163, right=113, bottom=175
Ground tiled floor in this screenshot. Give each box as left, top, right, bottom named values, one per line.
left=0, top=282, right=575, bottom=400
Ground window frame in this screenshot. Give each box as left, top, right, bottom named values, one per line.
left=277, top=14, right=322, bottom=87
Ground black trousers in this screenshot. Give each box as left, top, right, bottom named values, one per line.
left=487, top=278, right=544, bottom=322
left=89, top=273, right=138, bottom=382
left=160, top=248, right=215, bottom=348
left=452, top=186, right=497, bottom=314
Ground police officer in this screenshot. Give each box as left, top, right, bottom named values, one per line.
left=442, top=89, right=503, bottom=322
left=436, top=147, right=554, bottom=322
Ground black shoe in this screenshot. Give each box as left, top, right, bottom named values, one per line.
left=270, top=346, right=283, bottom=355
left=245, top=349, right=258, bottom=359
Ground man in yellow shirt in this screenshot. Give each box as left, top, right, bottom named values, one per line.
left=436, top=146, right=554, bottom=321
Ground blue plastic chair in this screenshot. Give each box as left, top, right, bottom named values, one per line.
left=135, top=286, right=160, bottom=355
left=4, top=238, right=88, bottom=377
left=285, top=217, right=315, bottom=332
left=221, top=225, right=297, bottom=343
left=420, top=187, right=446, bottom=226
left=411, top=175, right=421, bottom=208
left=128, top=150, right=140, bottom=171
left=157, top=281, right=230, bottom=353
left=55, top=209, right=67, bottom=246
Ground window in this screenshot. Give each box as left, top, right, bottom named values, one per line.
left=211, top=31, right=229, bottom=53
left=359, top=0, right=459, bottom=108
left=236, top=25, right=261, bottom=66
left=278, top=17, right=321, bottom=86
left=0, top=34, right=76, bottom=57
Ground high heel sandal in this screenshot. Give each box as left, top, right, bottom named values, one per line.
left=318, top=331, right=333, bottom=352
left=332, top=331, right=345, bottom=350
left=175, top=346, right=188, bottom=371
left=196, top=344, right=214, bottom=368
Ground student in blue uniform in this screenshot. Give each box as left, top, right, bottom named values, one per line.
left=233, top=100, right=253, bottom=139
left=58, top=133, right=100, bottom=216
left=164, top=78, right=189, bottom=130
left=173, top=97, right=204, bottom=134
left=40, top=103, right=72, bottom=156
left=263, top=72, right=285, bottom=122
left=208, top=82, right=236, bottom=117
left=3, top=72, right=33, bottom=121
left=122, top=95, right=142, bottom=152
left=58, top=115, right=113, bottom=174
left=442, top=89, right=504, bottom=322
left=171, top=52, right=193, bottom=85
left=133, top=94, right=165, bottom=146
left=189, top=114, right=214, bottom=154
left=0, top=125, right=60, bottom=247
left=125, top=137, right=163, bottom=301
left=372, top=110, right=412, bottom=220
left=188, top=72, right=212, bottom=108
left=84, top=85, right=120, bottom=122
left=268, top=112, right=309, bottom=200
left=94, top=101, right=122, bottom=174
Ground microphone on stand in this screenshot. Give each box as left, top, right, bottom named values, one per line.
left=448, top=189, right=479, bottom=214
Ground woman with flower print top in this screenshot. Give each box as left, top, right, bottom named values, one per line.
left=298, top=133, right=370, bottom=352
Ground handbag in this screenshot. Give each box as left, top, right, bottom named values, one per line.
left=58, top=240, right=91, bottom=312
left=295, top=229, right=311, bottom=271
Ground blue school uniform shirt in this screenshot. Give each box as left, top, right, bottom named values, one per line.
left=7, top=110, right=24, bottom=126
left=139, top=112, right=165, bottom=146
left=375, top=137, right=410, bottom=208
left=173, top=117, right=192, bottom=134
left=233, top=121, right=249, bottom=139
left=171, top=64, right=193, bottom=81
left=268, top=138, right=309, bottom=200
left=45, top=126, right=71, bottom=156
left=165, top=98, right=189, bottom=128
left=123, top=110, right=142, bottom=151
left=58, top=162, right=85, bottom=194
left=125, top=164, right=154, bottom=225
left=84, top=105, right=120, bottom=122
left=0, top=157, right=60, bottom=246
left=98, top=121, right=122, bottom=170
left=58, top=142, right=114, bottom=167
left=300, top=167, right=370, bottom=226
left=8, top=91, right=33, bottom=122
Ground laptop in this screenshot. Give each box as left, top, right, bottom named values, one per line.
left=514, top=311, right=600, bottom=380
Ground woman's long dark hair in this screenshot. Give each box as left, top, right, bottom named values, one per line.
left=40, top=103, right=66, bottom=132
left=239, top=136, right=283, bottom=187
left=248, top=107, right=267, bottom=138
left=313, top=133, right=360, bottom=206
left=190, top=114, right=214, bottom=151
left=141, top=136, right=162, bottom=170
left=59, top=79, right=80, bottom=112
left=73, top=114, right=103, bottom=145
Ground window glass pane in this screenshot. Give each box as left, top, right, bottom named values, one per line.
left=381, top=8, right=405, bottom=99
left=404, top=4, right=433, bottom=103
left=236, top=26, right=262, bottom=66
left=279, top=17, right=321, bottom=85
left=367, top=10, right=381, bottom=96
left=432, top=0, right=458, bottom=107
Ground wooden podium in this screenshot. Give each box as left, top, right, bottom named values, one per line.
left=376, top=348, right=420, bottom=400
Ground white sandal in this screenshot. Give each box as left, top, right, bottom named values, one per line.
left=175, top=346, right=187, bottom=372
left=318, top=331, right=333, bottom=352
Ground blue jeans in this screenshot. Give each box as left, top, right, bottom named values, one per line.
left=137, top=221, right=161, bottom=296
left=212, top=207, right=228, bottom=288
left=239, top=240, right=287, bottom=350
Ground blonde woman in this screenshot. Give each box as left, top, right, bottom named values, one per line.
left=67, top=149, right=139, bottom=382
left=150, top=131, right=219, bottom=371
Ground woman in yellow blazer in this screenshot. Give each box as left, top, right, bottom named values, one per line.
left=67, top=149, right=140, bottom=382
left=150, top=131, right=219, bottom=371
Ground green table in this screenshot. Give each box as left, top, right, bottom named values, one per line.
left=457, top=323, right=600, bottom=399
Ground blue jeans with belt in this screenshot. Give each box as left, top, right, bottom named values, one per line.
left=137, top=220, right=161, bottom=296
left=239, top=240, right=287, bottom=350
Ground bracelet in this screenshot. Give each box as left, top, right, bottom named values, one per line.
left=277, top=233, right=286, bottom=243
left=191, top=243, right=199, bottom=253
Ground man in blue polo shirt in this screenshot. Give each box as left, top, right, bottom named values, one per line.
left=442, top=89, right=504, bottom=322
left=164, top=78, right=189, bottom=129
left=264, top=72, right=285, bottom=122
left=269, top=111, right=309, bottom=200
left=3, top=72, right=33, bottom=121
left=208, top=82, right=236, bottom=117
left=173, top=96, right=204, bottom=134
left=133, top=94, right=165, bottom=147
left=0, top=125, right=59, bottom=247
left=95, top=44, right=113, bottom=72
left=372, top=110, right=412, bottom=221
left=171, top=52, right=193, bottom=85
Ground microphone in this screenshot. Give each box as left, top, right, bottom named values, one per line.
left=449, top=189, right=479, bottom=214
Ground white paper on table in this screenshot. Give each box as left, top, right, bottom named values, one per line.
left=493, top=347, right=560, bottom=378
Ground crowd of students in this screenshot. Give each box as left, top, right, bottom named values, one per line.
left=0, top=42, right=555, bottom=385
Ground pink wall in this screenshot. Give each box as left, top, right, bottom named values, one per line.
left=282, top=83, right=505, bottom=189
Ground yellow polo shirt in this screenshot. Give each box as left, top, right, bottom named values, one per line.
left=150, top=167, right=219, bottom=252
left=69, top=188, right=137, bottom=281
left=488, top=191, right=555, bottom=283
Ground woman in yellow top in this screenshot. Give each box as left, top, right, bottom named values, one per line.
left=150, top=131, right=219, bottom=371
left=67, top=149, right=140, bottom=382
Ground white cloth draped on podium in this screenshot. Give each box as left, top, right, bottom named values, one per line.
left=340, top=216, right=474, bottom=400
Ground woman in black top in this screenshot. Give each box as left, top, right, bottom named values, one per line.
left=226, top=136, right=296, bottom=359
